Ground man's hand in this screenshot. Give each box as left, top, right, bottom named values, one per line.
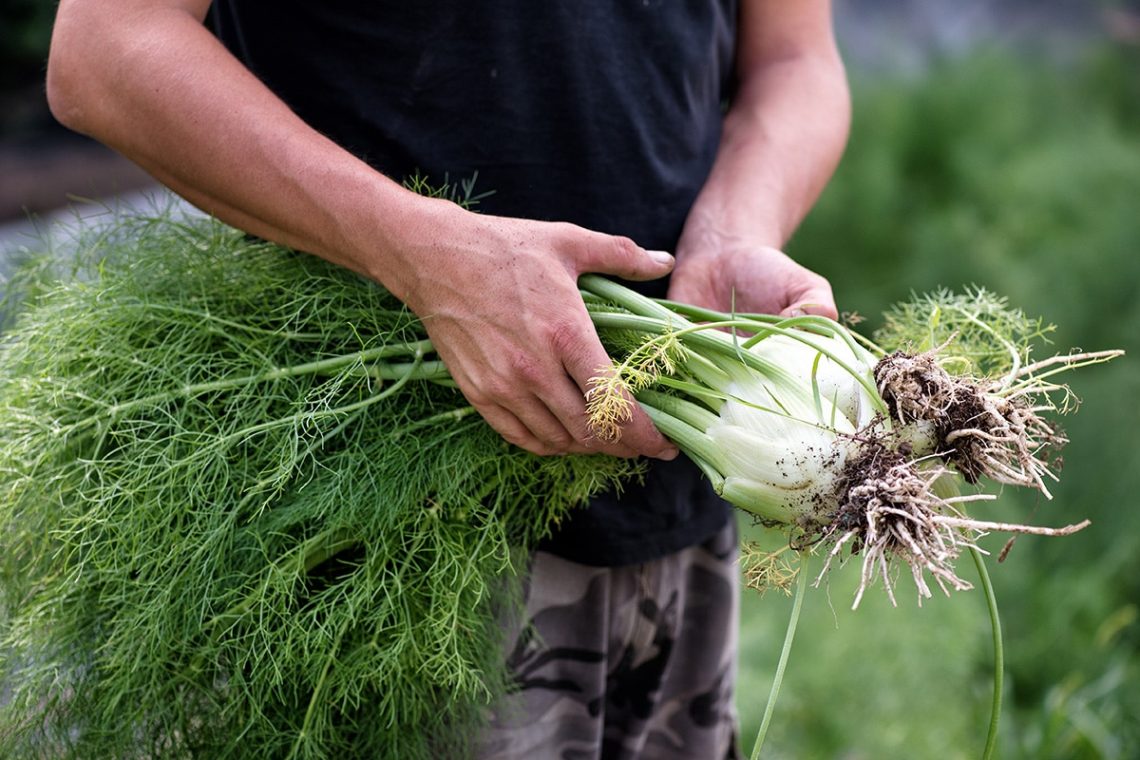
left=667, top=228, right=837, bottom=320
left=396, top=205, right=680, bottom=460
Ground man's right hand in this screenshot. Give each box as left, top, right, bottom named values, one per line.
left=388, top=202, right=680, bottom=460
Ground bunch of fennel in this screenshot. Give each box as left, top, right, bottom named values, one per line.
left=580, top=276, right=1118, bottom=606
left=0, top=209, right=1118, bottom=759
left=0, top=212, right=639, bottom=759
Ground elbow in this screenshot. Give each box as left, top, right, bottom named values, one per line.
left=45, top=5, right=113, bottom=137
left=46, top=43, right=94, bottom=135
left=45, top=62, right=81, bottom=134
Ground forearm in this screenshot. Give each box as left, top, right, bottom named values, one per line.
left=45, top=0, right=445, bottom=305
left=685, top=26, right=851, bottom=249
left=668, top=0, right=848, bottom=319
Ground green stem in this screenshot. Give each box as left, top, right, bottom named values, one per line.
left=751, top=552, right=810, bottom=760
left=649, top=298, right=784, bottom=325
left=289, top=617, right=351, bottom=760
left=638, top=403, right=726, bottom=488
left=581, top=276, right=884, bottom=410
left=212, top=347, right=430, bottom=448
left=126, top=301, right=337, bottom=341
left=368, top=358, right=450, bottom=381
left=103, top=342, right=434, bottom=419
left=970, top=547, right=1003, bottom=760
left=588, top=311, right=784, bottom=376
left=391, top=405, right=479, bottom=438
left=652, top=374, right=728, bottom=412
left=636, top=388, right=719, bottom=431
left=579, top=274, right=690, bottom=324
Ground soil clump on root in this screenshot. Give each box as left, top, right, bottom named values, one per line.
left=815, top=440, right=977, bottom=607
left=873, top=351, right=1066, bottom=493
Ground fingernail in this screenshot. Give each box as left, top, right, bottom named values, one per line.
left=647, top=250, right=674, bottom=266
left=656, top=446, right=680, bottom=461
left=788, top=308, right=807, bottom=318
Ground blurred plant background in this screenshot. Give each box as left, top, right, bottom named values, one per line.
left=2, top=1, right=1138, bottom=758
left=736, top=3, right=1140, bottom=759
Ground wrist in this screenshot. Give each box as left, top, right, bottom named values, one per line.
left=676, top=210, right=782, bottom=263
left=341, top=184, right=472, bottom=309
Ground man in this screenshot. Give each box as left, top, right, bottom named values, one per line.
left=46, top=1, right=849, bottom=757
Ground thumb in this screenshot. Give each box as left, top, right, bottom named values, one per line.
left=573, top=233, right=675, bottom=282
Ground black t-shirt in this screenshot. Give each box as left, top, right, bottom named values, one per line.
left=211, top=0, right=738, bottom=566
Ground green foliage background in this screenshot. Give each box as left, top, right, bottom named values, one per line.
left=736, top=44, right=1140, bottom=759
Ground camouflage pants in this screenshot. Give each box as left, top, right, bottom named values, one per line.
left=476, top=519, right=742, bottom=760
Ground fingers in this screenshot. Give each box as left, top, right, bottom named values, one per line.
left=469, top=373, right=665, bottom=460
left=666, top=243, right=841, bottom=321
left=476, top=399, right=596, bottom=457
left=782, top=279, right=838, bottom=321
left=472, top=323, right=677, bottom=459
left=552, top=320, right=679, bottom=461
left=443, top=327, right=670, bottom=459
left=470, top=374, right=659, bottom=459
left=777, top=248, right=837, bottom=320
left=570, top=229, right=675, bottom=282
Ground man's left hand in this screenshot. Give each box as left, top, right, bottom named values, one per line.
left=666, top=234, right=838, bottom=320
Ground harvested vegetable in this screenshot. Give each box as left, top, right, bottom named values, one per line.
left=580, top=278, right=1115, bottom=606
left=0, top=207, right=1119, bottom=758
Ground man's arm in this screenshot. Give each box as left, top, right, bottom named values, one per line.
left=668, top=0, right=850, bottom=318
left=46, top=0, right=677, bottom=460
